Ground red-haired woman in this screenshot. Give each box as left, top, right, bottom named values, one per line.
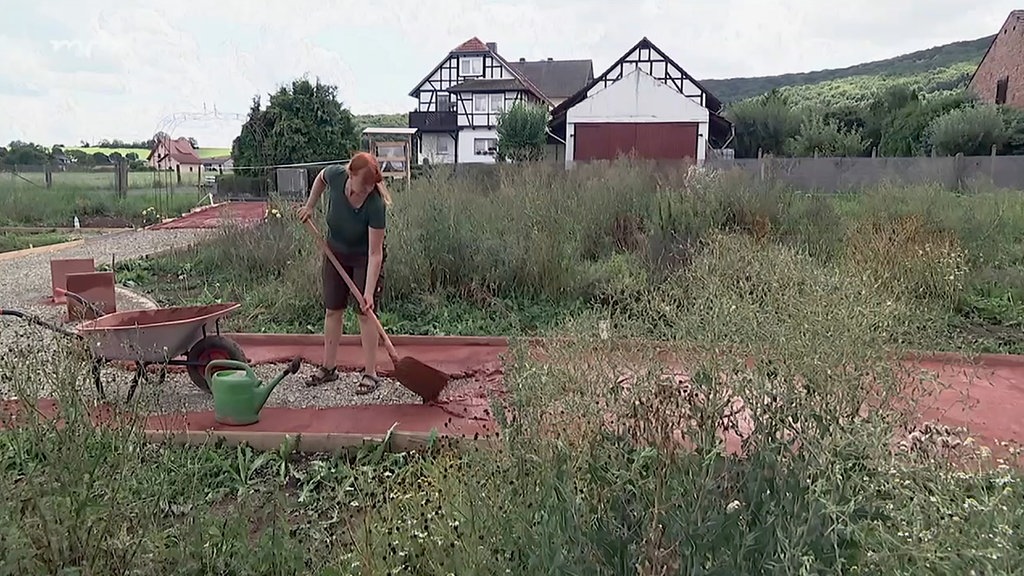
left=297, top=152, right=391, bottom=393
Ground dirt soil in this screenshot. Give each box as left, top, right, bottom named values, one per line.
left=80, top=215, right=134, bottom=228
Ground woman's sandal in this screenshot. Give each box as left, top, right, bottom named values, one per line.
left=304, top=366, right=339, bottom=388
left=355, top=373, right=381, bottom=395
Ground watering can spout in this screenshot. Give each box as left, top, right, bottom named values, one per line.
left=254, top=357, right=302, bottom=411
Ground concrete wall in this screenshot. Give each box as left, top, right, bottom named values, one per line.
left=705, top=154, right=1024, bottom=191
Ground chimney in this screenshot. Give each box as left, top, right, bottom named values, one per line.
left=486, top=42, right=497, bottom=53
left=519, top=57, right=526, bottom=62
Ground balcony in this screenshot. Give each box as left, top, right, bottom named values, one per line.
left=409, top=110, right=457, bottom=132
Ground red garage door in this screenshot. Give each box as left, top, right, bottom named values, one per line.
left=573, top=122, right=699, bottom=162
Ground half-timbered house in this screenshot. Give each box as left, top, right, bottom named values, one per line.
left=548, top=37, right=733, bottom=167
left=407, top=37, right=593, bottom=164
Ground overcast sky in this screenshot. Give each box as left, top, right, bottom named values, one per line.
left=0, top=0, right=1017, bottom=148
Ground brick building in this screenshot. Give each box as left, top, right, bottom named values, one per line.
left=969, top=10, right=1024, bottom=109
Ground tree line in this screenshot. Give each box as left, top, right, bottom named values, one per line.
left=0, top=133, right=201, bottom=171
left=727, top=85, right=1024, bottom=159
left=6, top=75, right=1021, bottom=175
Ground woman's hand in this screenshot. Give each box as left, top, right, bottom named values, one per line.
left=296, top=205, right=314, bottom=222
left=361, top=291, right=374, bottom=314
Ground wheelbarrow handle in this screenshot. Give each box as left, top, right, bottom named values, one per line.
left=55, top=288, right=107, bottom=319
left=0, top=308, right=79, bottom=338
left=204, top=359, right=255, bottom=382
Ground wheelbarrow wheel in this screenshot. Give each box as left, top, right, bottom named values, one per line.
left=186, top=336, right=247, bottom=393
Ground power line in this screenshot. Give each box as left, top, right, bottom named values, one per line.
left=220, top=158, right=352, bottom=170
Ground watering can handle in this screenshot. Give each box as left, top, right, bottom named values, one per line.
left=204, top=359, right=254, bottom=382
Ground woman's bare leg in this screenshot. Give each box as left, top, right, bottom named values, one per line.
left=357, top=313, right=379, bottom=376
left=323, top=308, right=345, bottom=369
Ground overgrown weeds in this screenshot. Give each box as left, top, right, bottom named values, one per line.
left=2, top=218, right=1022, bottom=573
left=0, top=185, right=198, bottom=227
left=111, top=161, right=1024, bottom=352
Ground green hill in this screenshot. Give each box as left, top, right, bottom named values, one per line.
left=351, top=36, right=994, bottom=122
left=701, top=35, right=994, bottom=104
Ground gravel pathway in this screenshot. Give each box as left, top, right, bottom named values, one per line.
left=0, top=227, right=486, bottom=414
left=0, top=228, right=212, bottom=313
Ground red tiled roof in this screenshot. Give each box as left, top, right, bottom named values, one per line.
left=148, top=136, right=202, bottom=164
left=453, top=37, right=489, bottom=53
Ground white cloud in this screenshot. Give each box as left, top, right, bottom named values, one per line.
left=0, top=0, right=1018, bottom=147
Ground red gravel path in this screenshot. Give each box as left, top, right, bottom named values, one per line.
left=149, top=202, right=268, bottom=229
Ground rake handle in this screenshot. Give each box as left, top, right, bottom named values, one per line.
left=303, top=219, right=400, bottom=364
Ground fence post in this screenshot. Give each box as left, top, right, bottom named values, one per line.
left=176, top=165, right=181, bottom=185
left=116, top=159, right=129, bottom=197
left=44, top=164, right=52, bottom=188
left=950, top=151, right=958, bottom=189
left=991, top=143, right=998, bottom=183
left=871, top=147, right=877, bottom=158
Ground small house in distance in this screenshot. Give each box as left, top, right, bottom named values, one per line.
left=969, top=10, right=1024, bottom=109
left=147, top=136, right=203, bottom=172
left=548, top=37, right=733, bottom=167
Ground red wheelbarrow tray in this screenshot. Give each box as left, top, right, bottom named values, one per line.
left=74, top=302, right=241, bottom=363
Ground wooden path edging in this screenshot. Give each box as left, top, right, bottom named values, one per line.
left=0, top=239, right=85, bottom=262
left=143, top=428, right=500, bottom=454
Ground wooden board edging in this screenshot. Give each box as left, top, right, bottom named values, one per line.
left=0, top=239, right=85, bottom=262
left=143, top=428, right=500, bottom=454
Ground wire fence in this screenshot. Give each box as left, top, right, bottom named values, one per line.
left=0, top=159, right=354, bottom=199
left=4, top=156, right=436, bottom=203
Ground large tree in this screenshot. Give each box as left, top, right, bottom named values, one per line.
left=0, top=141, right=50, bottom=166
left=495, top=101, right=549, bottom=162
left=232, top=77, right=359, bottom=175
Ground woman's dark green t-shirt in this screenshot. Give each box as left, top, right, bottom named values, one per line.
left=322, top=164, right=386, bottom=257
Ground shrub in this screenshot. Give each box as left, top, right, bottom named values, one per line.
left=927, top=104, right=1008, bottom=156
left=786, top=115, right=868, bottom=157
left=216, top=174, right=270, bottom=197
left=495, top=102, right=549, bottom=162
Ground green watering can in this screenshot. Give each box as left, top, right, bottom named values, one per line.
left=205, top=357, right=302, bottom=426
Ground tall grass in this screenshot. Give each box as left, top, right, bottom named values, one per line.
left=2, top=208, right=1022, bottom=572
left=0, top=185, right=200, bottom=227
left=121, top=160, right=1024, bottom=351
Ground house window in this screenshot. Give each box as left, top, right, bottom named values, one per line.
left=473, top=94, right=489, bottom=113
left=473, top=93, right=505, bottom=114
left=996, top=76, right=1009, bottom=105
left=436, top=93, right=454, bottom=112
left=436, top=137, right=450, bottom=154
left=459, top=56, right=483, bottom=77
left=474, top=138, right=498, bottom=156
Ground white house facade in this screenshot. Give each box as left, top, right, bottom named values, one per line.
left=548, top=37, right=734, bottom=168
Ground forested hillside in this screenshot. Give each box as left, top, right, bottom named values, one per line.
left=702, top=35, right=993, bottom=104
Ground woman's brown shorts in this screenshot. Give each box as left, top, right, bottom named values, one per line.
left=321, top=246, right=385, bottom=314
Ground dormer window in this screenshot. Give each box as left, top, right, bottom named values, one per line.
left=460, top=57, right=483, bottom=76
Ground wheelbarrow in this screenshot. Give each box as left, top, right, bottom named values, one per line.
left=0, top=295, right=247, bottom=403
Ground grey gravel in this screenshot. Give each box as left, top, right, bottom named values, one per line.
left=0, top=228, right=212, bottom=314
left=0, top=228, right=211, bottom=401
left=1, top=227, right=483, bottom=413
left=94, top=364, right=482, bottom=415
